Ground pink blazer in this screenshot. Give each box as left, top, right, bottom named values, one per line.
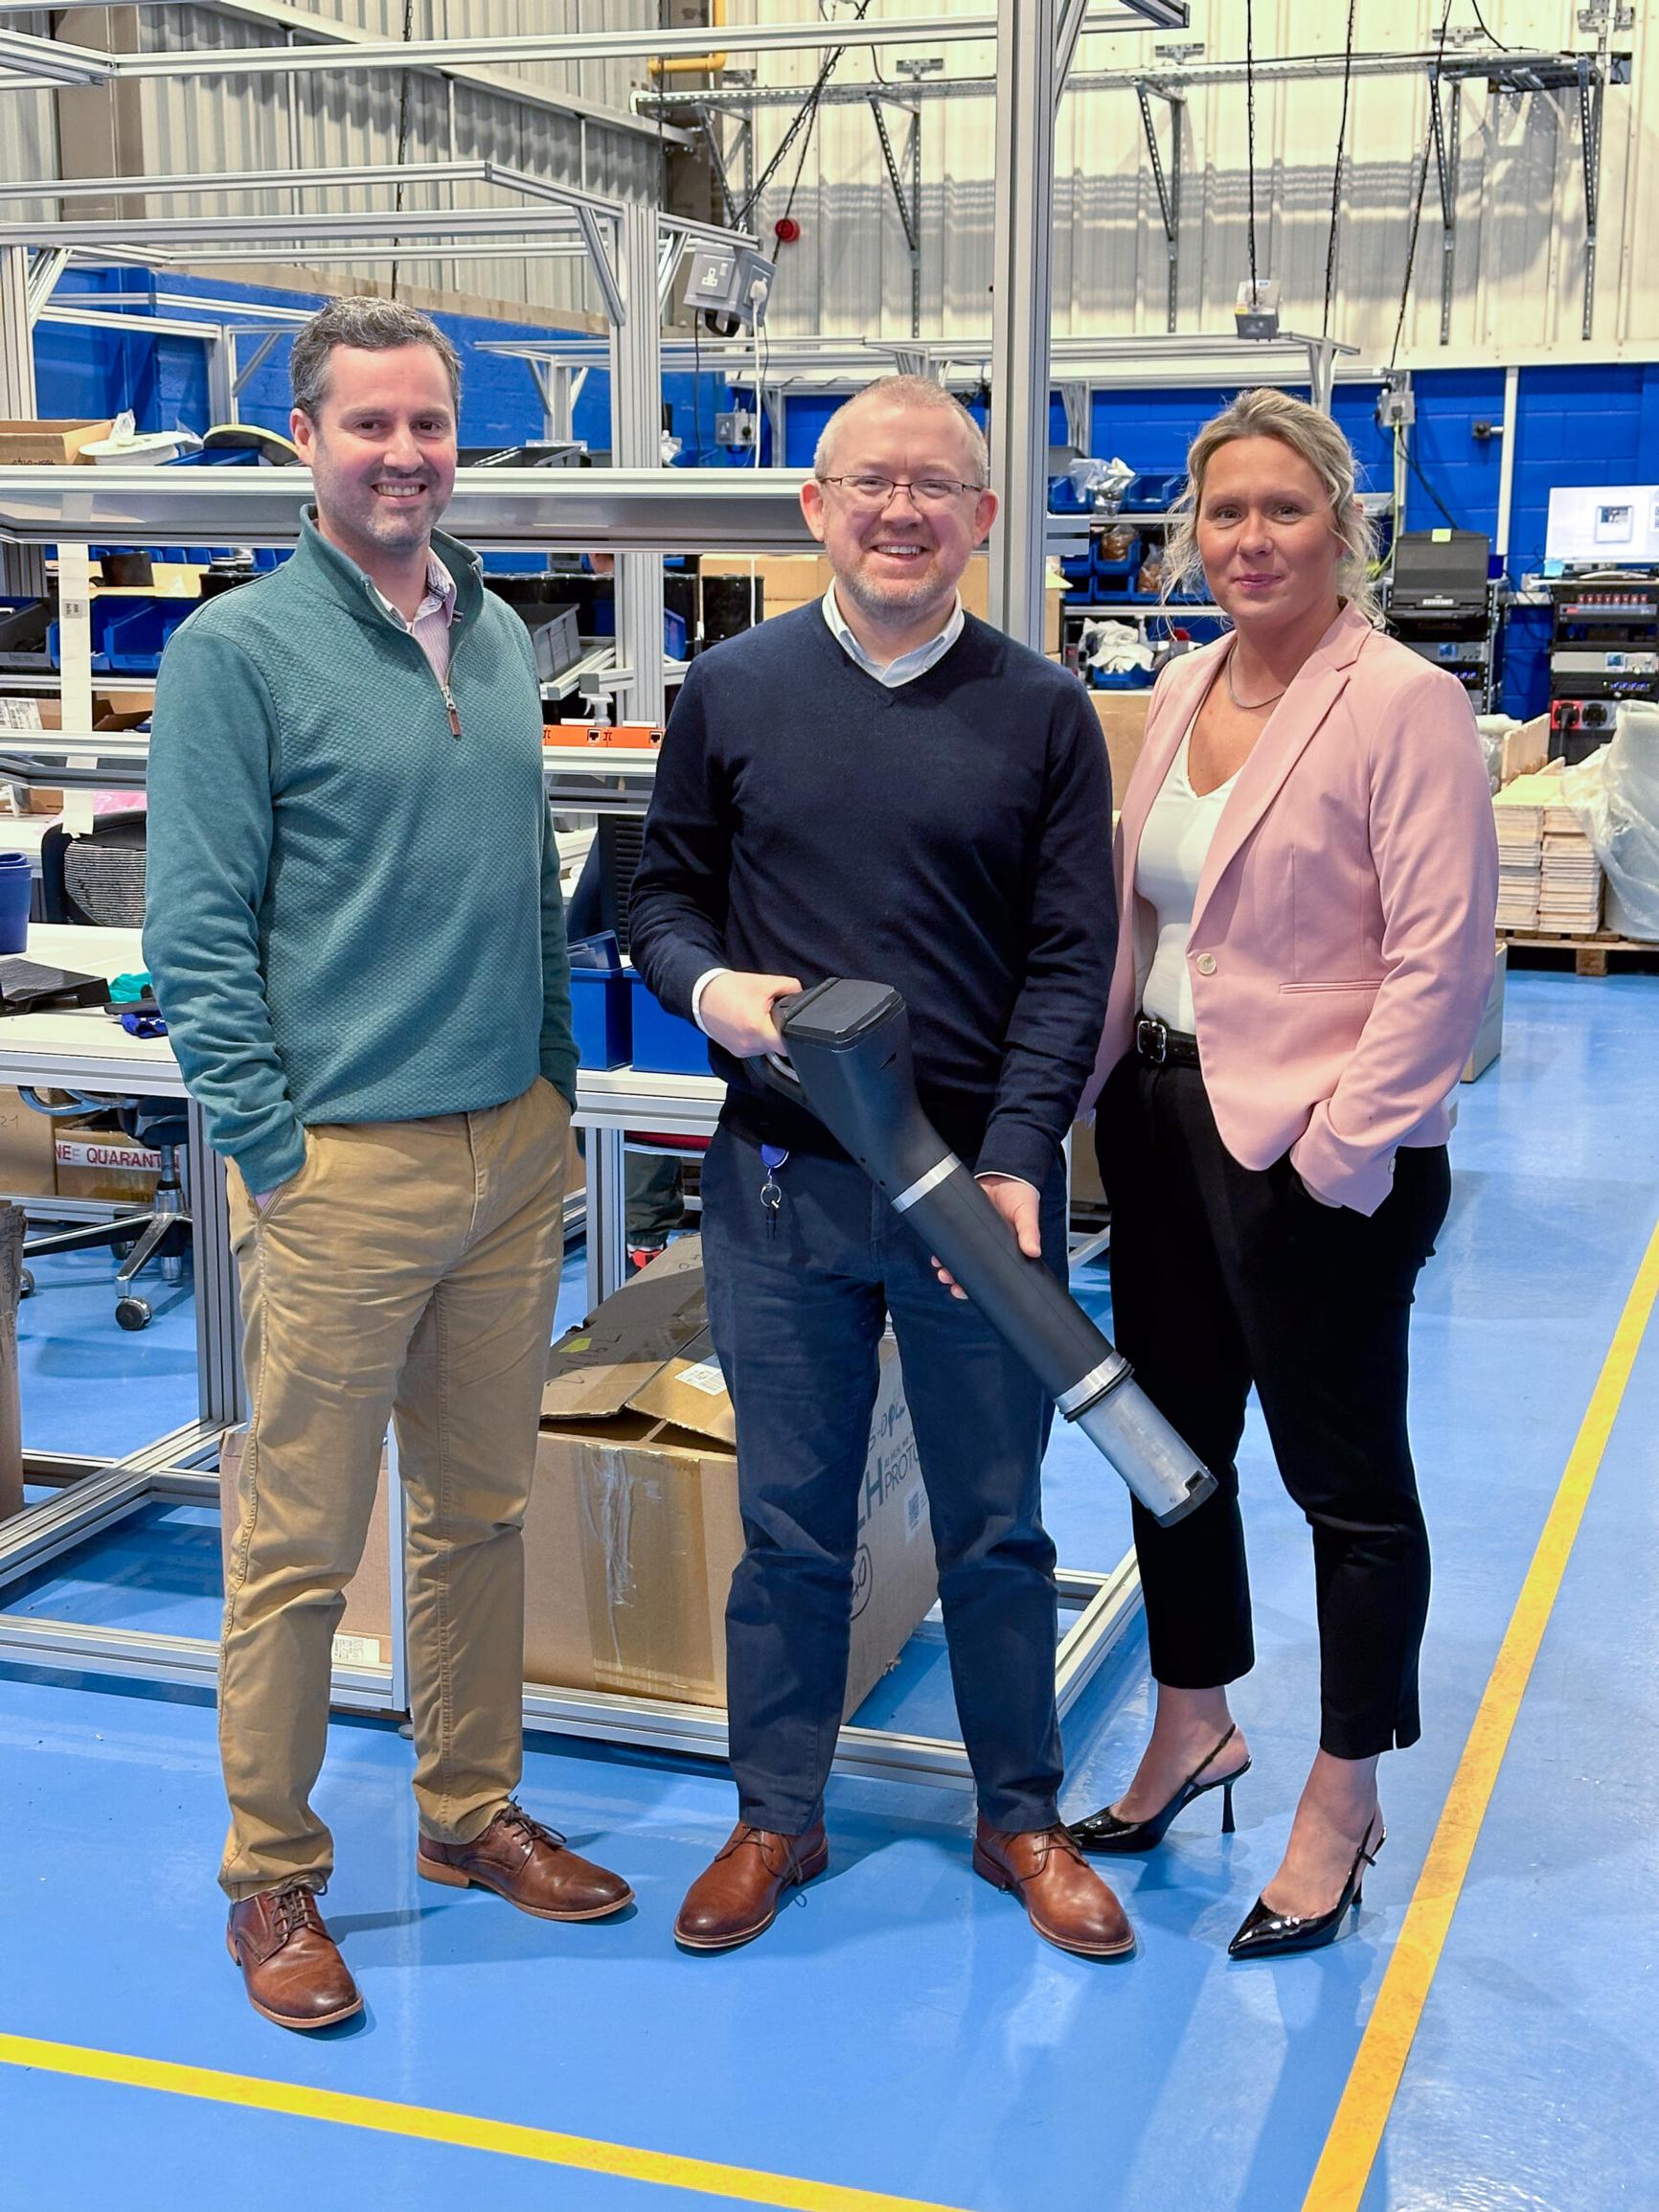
left=1080, top=604, right=1500, bottom=1217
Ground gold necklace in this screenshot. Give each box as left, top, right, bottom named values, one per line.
left=1225, top=650, right=1287, bottom=712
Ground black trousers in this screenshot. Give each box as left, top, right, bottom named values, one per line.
left=700, top=1122, right=1068, bottom=1836
left=1096, top=1054, right=1451, bottom=1759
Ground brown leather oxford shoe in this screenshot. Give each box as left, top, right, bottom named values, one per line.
left=973, top=1817, right=1136, bottom=1959
left=418, top=1801, right=633, bottom=1922
left=673, top=1820, right=830, bottom=1951
left=226, top=1881, right=363, bottom=2031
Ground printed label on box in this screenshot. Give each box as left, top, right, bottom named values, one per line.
left=676, top=1357, right=727, bottom=1398
left=54, top=1136, right=162, bottom=1173
left=331, top=1632, right=382, bottom=1668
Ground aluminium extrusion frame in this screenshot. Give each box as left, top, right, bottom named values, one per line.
left=0, top=8, right=1189, bottom=95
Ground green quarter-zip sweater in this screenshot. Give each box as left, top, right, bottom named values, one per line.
left=144, top=513, right=575, bottom=1196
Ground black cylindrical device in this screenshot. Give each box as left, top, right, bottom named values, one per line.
left=759, top=978, right=1216, bottom=1527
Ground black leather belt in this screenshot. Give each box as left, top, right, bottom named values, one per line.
left=1133, top=1014, right=1201, bottom=1068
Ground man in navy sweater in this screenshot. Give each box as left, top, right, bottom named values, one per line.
left=629, top=377, right=1128, bottom=1958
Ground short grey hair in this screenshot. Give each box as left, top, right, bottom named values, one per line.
left=813, top=375, right=989, bottom=487
left=1162, top=386, right=1380, bottom=624
left=289, top=295, right=463, bottom=422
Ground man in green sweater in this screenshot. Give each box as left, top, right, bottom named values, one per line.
left=146, top=297, right=632, bottom=2033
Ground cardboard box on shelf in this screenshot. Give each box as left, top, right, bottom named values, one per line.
left=55, top=1131, right=161, bottom=1204
left=700, top=553, right=1064, bottom=651
left=0, top=1088, right=63, bottom=1198
left=1090, top=688, right=1152, bottom=803
left=0, top=419, right=113, bottom=466
left=219, top=1238, right=938, bottom=1710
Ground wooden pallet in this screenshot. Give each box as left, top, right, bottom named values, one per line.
left=1498, top=929, right=1659, bottom=977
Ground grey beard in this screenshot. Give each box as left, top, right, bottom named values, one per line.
left=836, top=558, right=947, bottom=626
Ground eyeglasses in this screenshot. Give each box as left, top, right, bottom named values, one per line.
left=816, top=472, right=987, bottom=511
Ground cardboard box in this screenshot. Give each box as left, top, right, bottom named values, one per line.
left=1090, top=689, right=1151, bottom=804
left=0, top=419, right=112, bottom=466
left=1069, top=1121, right=1104, bottom=1210
left=538, top=1244, right=934, bottom=1708
left=703, top=553, right=1064, bottom=651
left=55, top=1131, right=161, bottom=1203
left=0, top=1088, right=61, bottom=1198
left=218, top=1239, right=938, bottom=1711
left=1462, top=943, right=1507, bottom=1083
left=219, top=1427, right=393, bottom=1670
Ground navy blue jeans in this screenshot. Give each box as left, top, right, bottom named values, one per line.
left=700, top=1121, right=1067, bottom=1836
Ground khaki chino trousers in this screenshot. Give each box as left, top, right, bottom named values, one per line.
left=217, top=1078, right=570, bottom=1900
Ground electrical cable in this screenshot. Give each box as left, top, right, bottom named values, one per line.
left=1322, top=0, right=1358, bottom=338
left=389, top=0, right=416, bottom=302
left=737, top=0, right=872, bottom=231
left=1466, top=0, right=1512, bottom=52
left=1244, top=0, right=1259, bottom=297
left=1401, top=427, right=1463, bottom=529
left=1387, top=0, right=1457, bottom=374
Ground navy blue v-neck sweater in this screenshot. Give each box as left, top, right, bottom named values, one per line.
left=628, top=603, right=1117, bottom=1190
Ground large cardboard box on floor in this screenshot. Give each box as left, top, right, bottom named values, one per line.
left=538, top=1237, right=935, bottom=1710
left=217, top=1239, right=938, bottom=1708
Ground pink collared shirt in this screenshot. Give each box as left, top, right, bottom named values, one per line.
left=369, top=549, right=457, bottom=683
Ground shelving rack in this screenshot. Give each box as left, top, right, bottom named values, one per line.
left=0, top=0, right=1192, bottom=1791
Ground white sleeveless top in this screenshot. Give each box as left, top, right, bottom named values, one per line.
left=1138, top=711, right=1239, bottom=1032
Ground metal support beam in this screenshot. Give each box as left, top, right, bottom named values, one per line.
left=988, top=0, right=1057, bottom=650
left=611, top=202, right=667, bottom=731
left=695, top=105, right=740, bottom=233
left=229, top=329, right=280, bottom=399
left=908, top=107, right=922, bottom=340
left=1136, top=84, right=1183, bottom=334
left=1579, top=52, right=1606, bottom=341
left=1428, top=66, right=1462, bottom=347
left=0, top=247, right=44, bottom=594
left=869, top=98, right=920, bottom=258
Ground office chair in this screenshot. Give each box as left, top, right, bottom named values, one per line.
left=23, top=813, right=192, bottom=1330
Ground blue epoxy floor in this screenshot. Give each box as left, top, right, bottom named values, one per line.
left=1, top=969, right=1656, bottom=2211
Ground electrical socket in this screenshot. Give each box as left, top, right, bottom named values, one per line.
left=715, top=412, right=756, bottom=448
left=1376, top=376, right=1416, bottom=431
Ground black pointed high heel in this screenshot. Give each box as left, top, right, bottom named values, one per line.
left=1227, top=1817, right=1385, bottom=1960
left=1070, top=1723, right=1251, bottom=1855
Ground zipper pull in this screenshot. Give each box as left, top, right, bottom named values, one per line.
left=440, top=680, right=461, bottom=738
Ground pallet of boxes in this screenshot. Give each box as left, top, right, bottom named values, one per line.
left=1492, top=725, right=1616, bottom=974
left=219, top=1239, right=939, bottom=1715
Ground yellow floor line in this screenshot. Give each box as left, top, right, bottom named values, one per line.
left=0, top=2029, right=967, bottom=2212
left=1303, top=1215, right=1659, bottom=2212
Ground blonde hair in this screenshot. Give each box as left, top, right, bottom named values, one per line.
left=813, top=375, right=989, bottom=487
left=1161, top=387, right=1379, bottom=625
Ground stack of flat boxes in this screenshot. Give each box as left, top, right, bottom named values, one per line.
left=1492, top=765, right=1603, bottom=936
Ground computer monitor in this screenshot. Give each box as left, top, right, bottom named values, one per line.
left=1544, top=483, right=1659, bottom=566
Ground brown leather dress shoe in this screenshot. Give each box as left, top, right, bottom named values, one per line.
left=417, top=1801, right=633, bottom=1922
left=226, top=1881, right=363, bottom=2031
left=973, top=1817, right=1135, bottom=1959
left=673, top=1821, right=830, bottom=1951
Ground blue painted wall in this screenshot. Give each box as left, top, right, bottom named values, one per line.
left=36, top=267, right=1659, bottom=716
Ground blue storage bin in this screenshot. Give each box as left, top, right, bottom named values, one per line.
left=1131, top=469, right=1186, bottom=512
left=663, top=606, right=689, bottom=660
left=1058, top=549, right=1094, bottom=587
left=1089, top=665, right=1154, bottom=691
left=48, top=596, right=192, bottom=673
left=568, top=933, right=632, bottom=1070
left=1093, top=532, right=1142, bottom=580
left=626, top=969, right=711, bottom=1077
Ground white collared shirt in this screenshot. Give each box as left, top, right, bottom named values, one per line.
left=369, top=548, right=458, bottom=683
left=820, top=582, right=965, bottom=688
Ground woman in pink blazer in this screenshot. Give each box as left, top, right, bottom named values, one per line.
left=1067, top=390, right=1498, bottom=1959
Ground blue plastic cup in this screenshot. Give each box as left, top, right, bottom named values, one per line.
left=0, top=850, right=32, bottom=954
